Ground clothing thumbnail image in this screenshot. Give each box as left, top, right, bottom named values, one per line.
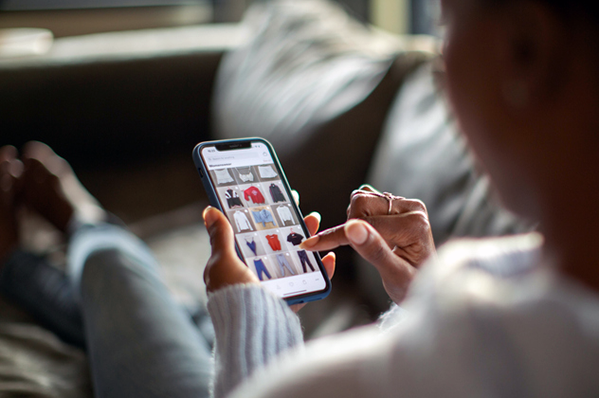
left=217, top=186, right=245, bottom=209
left=272, top=204, right=297, bottom=226
left=242, top=184, right=267, bottom=206
left=268, top=253, right=300, bottom=278
left=296, top=250, right=316, bottom=273
left=238, top=232, right=265, bottom=258
left=250, top=206, right=277, bottom=230
left=276, top=226, right=305, bottom=250
left=233, top=166, right=255, bottom=183
left=227, top=209, right=255, bottom=234
left=258, top=230, right=284, bottom=253
left=268, top=182, right=287, bottom=203
left=251, top=256, right=274, bottom=281
left=286, top=229, right=305, bottom=246
left=255, top=164, right=279, bottom=180
left=211, top=168, right=237, bottom=186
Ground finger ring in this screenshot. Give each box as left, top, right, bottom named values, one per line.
left=383, top=192, right=394, bottom=215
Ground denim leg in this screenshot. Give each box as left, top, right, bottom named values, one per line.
left=0, top=250, right=85, bottom=348
left=69, top=225, right=213, bottom=398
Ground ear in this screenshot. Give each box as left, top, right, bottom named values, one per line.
left=495, top=1, right=568, bottom=106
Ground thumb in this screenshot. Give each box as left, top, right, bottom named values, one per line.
left=345, top=219, right=413, bottom=280
left=203, top=206, right=238, bottom=259
left=203, top=206, right=258, bottom=291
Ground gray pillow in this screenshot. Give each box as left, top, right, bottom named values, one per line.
left=212, top=0, right=432, bottom=228
left=213, top=0, right=395, bottom=150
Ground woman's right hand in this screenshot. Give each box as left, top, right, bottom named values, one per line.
left=301, top=186, right=435, bottom=303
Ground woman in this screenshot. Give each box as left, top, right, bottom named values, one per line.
left=2, top=0, right=599, bottom=397
left=202, top=0, right=599, bottom=396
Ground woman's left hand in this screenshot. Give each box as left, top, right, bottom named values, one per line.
left=202, top=205, right=335, bottom=312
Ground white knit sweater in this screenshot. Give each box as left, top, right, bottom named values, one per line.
left=208, top=233, right=599, bottom=398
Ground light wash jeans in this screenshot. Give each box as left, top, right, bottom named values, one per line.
left=0, top=224, right=213, bottom=398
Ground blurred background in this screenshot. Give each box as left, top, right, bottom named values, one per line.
left=0, top=0, right=447, bottom=338
left=0, top=0, right=440, bottom=224
left=1, top=4, right=532, bottom=394
left=0, top=0, right=440, bottom=37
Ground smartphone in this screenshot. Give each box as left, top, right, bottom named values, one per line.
left=193, top=138, right=331, bottom=304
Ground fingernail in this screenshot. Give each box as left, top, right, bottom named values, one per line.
left=203, top=206, right=218, bottom=228
left=308, top=211, right=321, bottom=223
left=345, top=220, right=368, bottom=245
left=300, top=234, right=319, bottom=249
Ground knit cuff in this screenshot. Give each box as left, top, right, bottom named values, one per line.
left=377, top=303, right=410, bottom=333
left=207, top=284, right=303, bottom=398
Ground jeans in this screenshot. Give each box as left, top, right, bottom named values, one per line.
left=276, top=254, right=295, bottom=276
left=253, top=258, right=272, bottom=281
left=297, top=250, right=315, bottom=273
left=0, top=224, right=214, bottom=398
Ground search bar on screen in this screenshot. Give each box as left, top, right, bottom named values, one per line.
left=207, top=151, right=259, bottom=163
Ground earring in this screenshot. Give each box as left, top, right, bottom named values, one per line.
left=502, top=80, right=530, bottom=108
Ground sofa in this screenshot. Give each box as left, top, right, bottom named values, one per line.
left=212, top=0, right=532, bottom=310
left=0, top=1, right=532, bottom=396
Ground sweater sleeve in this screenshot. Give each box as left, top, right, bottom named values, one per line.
left=207, top=284, right=304, bottom=398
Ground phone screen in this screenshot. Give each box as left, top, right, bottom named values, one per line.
left=198, top=140, right=329, bottom=301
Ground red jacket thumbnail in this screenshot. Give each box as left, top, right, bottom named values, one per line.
left=244, top=186, right=265, bottom=204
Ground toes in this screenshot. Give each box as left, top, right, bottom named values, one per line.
left=21, top=158, right=62, bottom=202
left=20, top=144, right=76, bottom=232
left=23, top=141, right=70, bottom=177
left=0, top=145, right=18, bottom=162
left=0, top=159, right=17, bottom=208
left=24, top=157, right=52, bottom=182
left=0, top=148, right=19, bottom=256
left=0, top=148, right=22, bottom=198
left=22, top=141, right=52, bottom=159
left=0, top=163, right=12, bottom=196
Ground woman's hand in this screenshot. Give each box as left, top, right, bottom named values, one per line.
left=203, top=206, right=260, bottom=292
left=203, top=204, right=335, bottom=311
left=300, top=185, right=435, bottom=303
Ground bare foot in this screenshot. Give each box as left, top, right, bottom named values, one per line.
left=0, top=146, right=23, bottom=260
left=20, top=141, right=106, bottom=233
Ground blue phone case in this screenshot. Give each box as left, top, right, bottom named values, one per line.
left=192, top=137, right=331, bottom=305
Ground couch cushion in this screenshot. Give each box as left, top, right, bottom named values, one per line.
left=213, top=0, right=435, bottom=230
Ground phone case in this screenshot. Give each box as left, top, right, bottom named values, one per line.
left=192, top=137, right=331, bottom=305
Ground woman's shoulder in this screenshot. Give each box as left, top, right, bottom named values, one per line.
left=400, top=233, right=543, bottom=309
left=385, top=233, right=599, bottom=395
left=436, top=232, right=544, bottom=278
left=397, top=232, right=599, bottom=355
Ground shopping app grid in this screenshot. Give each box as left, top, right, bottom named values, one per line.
left=210, top=165, right=319, bottom=281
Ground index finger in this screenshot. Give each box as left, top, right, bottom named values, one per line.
left=299, top=223, right=349, bottom=251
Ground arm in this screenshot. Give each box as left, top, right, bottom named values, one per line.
left=207, top=285, right=303, bottom=398
left=201, top=207, right=336, bottom=396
